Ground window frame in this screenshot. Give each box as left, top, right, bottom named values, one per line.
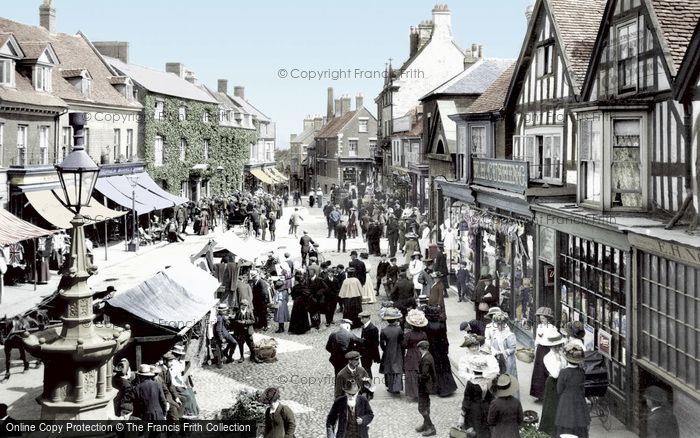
left=113, top=128, right=121, bottom=162
left=616, top=19, right=639, bottom=94
left=154, top=100, right=165, bottom=120
left=536, top=43, right=554, bottom=78
left=39, top=125, right=49, bottom=164
left=154, top=135, right=164, bottom=166
left=179, top=138, right=187, bottom=162
left=33, top=65, right=52, bottom=92
left=178, top=106, right=187, bottom=121
left=126, top=129, right=134, bottom=159
left=16, top=124, right=27, bottom=166
left=358, top=118, right=369, bottom=133
left=0, top=58, right=15, bottom=86
left=513, top=127, right=563, bottom=184
left=0, top=123, right=4, bottom=165
left=348, top=139, right=359, bottom=157
left=203, top=139, right=209, bottom=161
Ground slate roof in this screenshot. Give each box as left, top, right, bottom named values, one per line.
left=422, top=58, right=515, bottom=99
left=648, top=0, right=700, bottom=73
left=106, top=56, right=217, bottom=104
left=316, top=111, right=356, bottom=138
left=228, top=94, right=271, bottom=123
left=0, top=16, right=141, bottom=109
left=292, top=125, right=318, bottom=146
left=467, top=63, right=516, bottom=114
left=547, top=0, right=607, bottom=90
left=60, top=68, right=85, bottom=78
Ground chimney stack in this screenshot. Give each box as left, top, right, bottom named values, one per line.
left=464, top=43, right=480, bottom=69
left=334, top=98, right=341, bottom=117
left=341, top=95, right=351, bottom=116
left=234, top=86, right=245, bottom=99
left=327, top=87, right=334, bottom=120
left=184, top=70, right=196, bottom=84
left=165, top=63, right=185, bottom=78
left=525, top=0, right=535, bottom=24
left=303, top=115, right=314, bottom=132
left=313, top=115, right=324, bottom=131
left=93, top=41, right=129, bottom=64
left=355, top=93, right=364, bottom=110
left=217, top=79, right=228, bottom=94
left=431, top=4, right=452, bottom=40
left=478, top=45, right=484, bottom=59
left=409, top=27, right=419, bottom=58
left=39, top=0, right=55, bottom=33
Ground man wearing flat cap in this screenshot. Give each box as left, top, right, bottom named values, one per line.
left=644, top=385, right=679, bottom=438
left=326, top=380, right=374, bottom=438
left=334, top=351, right=372, bottom=399
left=416, top=340, right=437, bottom=436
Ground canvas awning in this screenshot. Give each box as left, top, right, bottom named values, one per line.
left=269, top=167, right=289, bottom=182
left=250, top=168, right=274, bottom=185
left=105, top=262, right=219, bottom=334
left=136, top=173, right=189, bottom=206
left=210, top=232, right=281, bottom=262
left=95, top=177, right=153, bottom=215
left=0, top=209, right=54, bottom=246
left=263, top=168, right=283, bottom=184
left=25, top=189, right=126, bottom=229
left=96, top=175, right=177, bottom=212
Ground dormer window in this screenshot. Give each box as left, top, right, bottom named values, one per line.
left=0, top=34, right=23, bottom=87
left=62, top=69, right=92, bottom=97
left=34, top=65, right=52, bottom=92
left=0, top=59, right=15, bottom=86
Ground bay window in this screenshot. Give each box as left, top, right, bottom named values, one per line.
left=579, top=114, right=602, bottom=203
left=512, top=131, right=562, bottom=182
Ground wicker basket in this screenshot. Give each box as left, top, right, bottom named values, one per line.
left=516, top=348, right=535, bottom=363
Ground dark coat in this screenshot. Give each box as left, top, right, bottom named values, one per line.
left=349, top=259, right=367, bottom=286
left=403, top=329, right=428, bottom=372
left=299, top=235, right=314, bottom=251
left=252, top=279, right=270, bottom=310
left=386, top=264, right=399, bottom=283
left=133, top=377, right=167, bottom=421
left=487, top=396, right=523, bottom=438
left=336, top=223, right=348, bottom=239
left=361, top=322, right=380, bottom=363
left=379, top=324, right=404, bottom=374
left=391, top=277, right=415, bottom=308
left=646, top=405, right=679, bottom=438
left=462, top=380, right=494, bottom=438
left=555, top=367, right=590, bottom=429
left=376, top=261, right=390, bottom=280
left=326, top=395, right=374, bottom=438
left=433, top=251, right=448, bottom=277
left=418, top=351, right=436, bottom=395
left=231, top=308, right=256, bottom=336
left=326, top=330, right=363, bottom=371
left=264, top=404, right=296, bottom=438
left=334, top=365, right=371, bottom=398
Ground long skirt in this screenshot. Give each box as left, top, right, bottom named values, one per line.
left=342, top=296, right=363, bottom=329
left=539, top=376, right=559, bottom=436
left=530, top=344, right=551, bottom=398
left=385, top=373, right=403, bottom=393
left=361, top=277, right=377, bottom=304
left=404, top=370, right=420, bottom=399
left=288, top=300, right=310, bottom=334
left=174, top=386, right=199, bottom=417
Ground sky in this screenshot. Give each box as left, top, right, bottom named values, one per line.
left=2, top=0, right=532, bottom=149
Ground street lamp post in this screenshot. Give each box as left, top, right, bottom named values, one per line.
left=23, top=112, right=130, bottom=419
left=125, top=175, right=140, bottom=252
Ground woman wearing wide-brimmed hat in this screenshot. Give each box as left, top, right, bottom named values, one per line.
left=457, top=334, right=499, bottom=382
left=530, top=306, right=555, bottom=400
left=538, top=327, right=567, bottom=436
left=424, top=304, right=457, bottom=397
left=555, top=342, right=590, bottom=438
left=272, top=279, right=290, bottom=333
left=379, top=307, right=404, bottom=394
left=403, top=233, right=420, bottom=265
left=487, top=373, right=523, bottom=438
left=490, top=313, right=519, bottom=394
left=563, top=321, right=586, bottom=350
left=460, top=355, right=497, bottom=438
left=403, top=309, right=429, bottom=400
left=473, top=274, right=499, bottom=321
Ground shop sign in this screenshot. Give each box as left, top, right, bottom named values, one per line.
left=544, top=265, right=555, bottom=285
left=629, top=233, right=700, bottom=268
left=472, top=158, right=528, bottom=193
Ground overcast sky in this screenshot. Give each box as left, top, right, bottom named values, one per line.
left=3, top=0, right=531, bottom=149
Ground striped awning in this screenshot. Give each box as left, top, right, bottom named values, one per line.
left=250, top=168, right=274, bottom=185
left=268, top=167, right=289, bottom=182
left=25, top=189, right=126, bottom=230
left=0, top=209, right=54, bottom=246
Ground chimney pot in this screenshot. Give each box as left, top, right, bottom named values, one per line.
left=234, top=86, right=245, bottom=99
left=39, top=0, right=55, bottom=33
left=478, top=45, right=484, bottom=59
left=217, top=79, right=228, bottom=94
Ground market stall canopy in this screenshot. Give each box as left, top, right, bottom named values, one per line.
left=25, top=189, right=126, bottom=229
left=95, top=173, right=181, bottom=214
left=250, top=168, right=274, bottom=185
left=210, top=231, right=282, bottom=262
left=105, top=262, right=219, bottom=334
left=0, top=209, right=54, bottom=246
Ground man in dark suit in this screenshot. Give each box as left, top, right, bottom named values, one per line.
left=231, top=300, right=261, bottom=363
left=336, top=219, right=348, bottom=253
left=391, top=268, right=417, bottom=322
left=250, top=271, right=270, bottom=330
left=386, top=215, right=399, bottom=257
left=325, top=319, right=364, bottom=375
left=132, top=364, right=167, bottom=420
left=644, top=386, right=679, bottom=438
left=299, top=231, right=315, bottom=266
left=455, top=261, right=470, bottom=302
left=416, top=340, right=436, bottom=436
left=375, top=254, right=390, bottom=297
left=348, top=251, right=367, bottom=286
left=213, top=304, right=238, bottom=367
left=334, top=351, right=372, bottom=399
left=359, top=311, right=380, bottom=379
left=326, top=380, right=374, bottom=438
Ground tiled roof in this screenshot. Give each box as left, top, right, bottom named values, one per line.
left=547, top=0, right=607, bottom=90
left=108, top=75, right=130, bottom=85
left=467, top=63, right=516, bottom=114
left=228, top=94, right=271, bottom=123
left=648, top=0, right=700, bottom=73
left=316, top=111, right=356, bottom=138
left=0, top=17, right=141, bottom=109
left=0, top=70, right=66, bottom=108
left=106, top=56, right=218, bottom=104
left=292, top=125, right=318, bottom=146
left=60, top=68, right=85, bottom=78
left=422, top=58, right=515, bottom=98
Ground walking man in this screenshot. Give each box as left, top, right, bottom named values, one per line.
left=416, top=340, right=436, bottom=436
left=336, top=219, right=348, bottom=253
left=299, top=231, right=315, bottom=266
left=359, top=311, right=380, bottom=379
left=289, top=208, right=303, bottom=237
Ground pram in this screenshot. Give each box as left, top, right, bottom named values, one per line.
left=583, top=351, right=611, bottom=430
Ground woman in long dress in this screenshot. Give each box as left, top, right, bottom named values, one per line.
left=555, top=343, right=590, bottom=438
left=461, top=354, right=498, bottom=438
left=379, top=308, right=404, bottom=394
left=402, top=309, right=428, bottom=400
left=359, top=254, right=376, bottom=304
left=539, top=328, right=567, bottom=436
left=288, top=273, right=310, bottom=335
left=424, top=305, right=457, bottom=397
left=530, top=307, right=555, bottom=400
left=273, top=279, right=290, bottom=333
left=338, top=267, right=363, bottom=328
left=490, top=313, right=519, bottom=398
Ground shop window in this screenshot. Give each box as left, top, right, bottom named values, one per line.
left=559, top=234, right=628, bottom=392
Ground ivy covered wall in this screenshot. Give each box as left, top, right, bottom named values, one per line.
left=140, top=93, right=257, bottom=195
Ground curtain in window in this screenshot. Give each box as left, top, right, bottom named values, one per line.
left=611, top=119, right=641, bottom=207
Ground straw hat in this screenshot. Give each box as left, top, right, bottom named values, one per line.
left=217, top=303, right=229, bottom=312
left=491, top=312, right=509, bottom=325
left=411, top=251, right=422, bottom=258
left=487, top=307, right=502, bottom=317
left=494, top=373, right=519, bottom=398
left=136, top=364, right=155, bottom=377
left=535, top=306, right=554, bottom=319
left=563, top=342, right=585, bottom=364
left=382, top=307, right=402, bottom=320
left=465, top=355, right=493, bottom=376
left=406, top=309, right=428, bottom=327
left=540, top=327, right=565, bottom=347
